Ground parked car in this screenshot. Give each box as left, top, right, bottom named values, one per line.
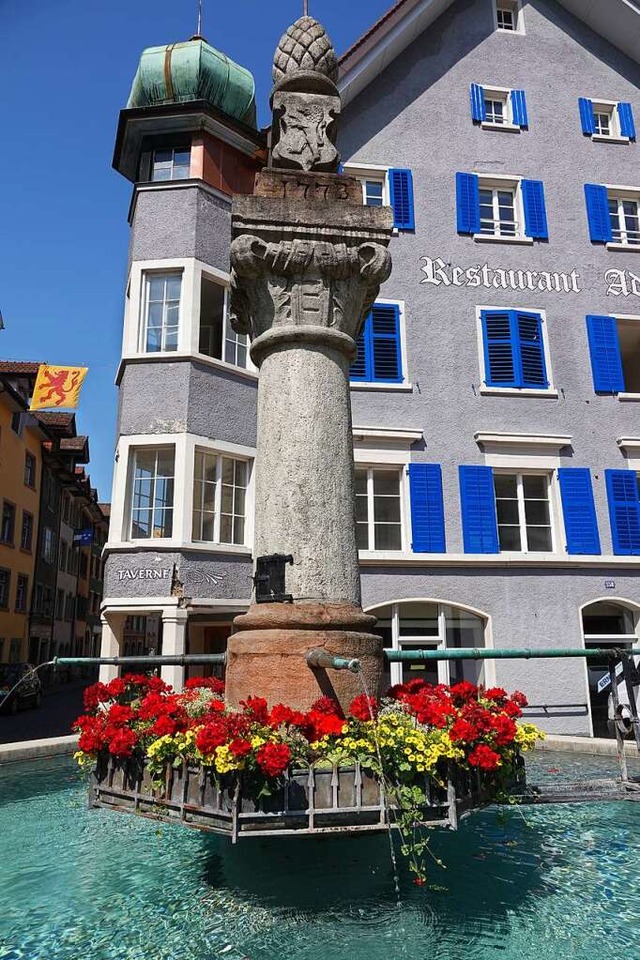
left=0, top=663, right=42, bottom=715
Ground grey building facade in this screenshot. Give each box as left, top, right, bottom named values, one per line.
left=102, top=1, right=640, bottom=736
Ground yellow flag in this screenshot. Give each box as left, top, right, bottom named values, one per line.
left=30, top=365, right=88, bottom=411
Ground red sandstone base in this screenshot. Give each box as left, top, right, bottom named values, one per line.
left=225, top=602, right=383, bottom=713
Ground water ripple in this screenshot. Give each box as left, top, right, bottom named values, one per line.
left=0, top=755, right=639, bottom=960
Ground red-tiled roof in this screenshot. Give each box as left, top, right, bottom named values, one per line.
left=0, top=361, right=43, bottom=375
left=60, top=436, right=88, bottom=452
left=34, top=411, right=76, bottom=429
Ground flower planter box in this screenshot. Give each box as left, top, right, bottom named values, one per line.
left=89, top=754, right=524, bottom=841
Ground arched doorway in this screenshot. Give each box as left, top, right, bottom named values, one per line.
left=366, top=600, right=489, bottom=692
left=581, top=599, right=640, bottom=738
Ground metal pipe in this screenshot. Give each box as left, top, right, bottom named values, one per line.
left=384, top=647, right=640, bottom=662
left=52, top=654, right=227, bottom=667
left=306, top=649, right=361, bottom=673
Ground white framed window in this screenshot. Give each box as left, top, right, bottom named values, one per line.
left=192, top=450, right=248, bottom=546
left=484, top=93, right=508, bottom=125
left=128, top=447, right=175, bottom=540
left=140, top=272, right=182, bottom=353
left=198, top=273, right=249, bottom=369
left=112, top=433, right=255, bottom=551
left=493, top=471, right=555, bottom=553
left=479, top=181, right=519, bottom=238
left=494, top=0, right=524, bottom=33
left=151, top=147, right=191, bottom=182
left=368, top=600, right=490, bottom=690
left=608, top=194, right=640, bottom=247
left=581, top=99, right=634, bottom=142
left=355, top=466, right=405, bottom=551
left=594, top=107, right=614, bottom=138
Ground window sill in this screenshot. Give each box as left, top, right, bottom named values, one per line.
left=358, top=553, right=640, bottom=567
left=473, top=234, right=534, bottom=245
left=606, top=243, right=640, bottom=252
left=105, top=540, right=252, bottom=556
left=618, top=393, right=640, bottom=401
left=479, top=387, right=559, bottom=398
left=481, top=121, right=522, bottom=133
left=592, top=134, right=630, bottom=144
left=350, top=382, right=413, bottom=392
left=117, top=352, right=258, bottom=385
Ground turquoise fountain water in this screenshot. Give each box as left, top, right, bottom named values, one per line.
left=1, top=753, right=639, bottom=960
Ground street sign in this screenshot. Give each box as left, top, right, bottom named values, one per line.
left=597, top=661, right=623, bottom=693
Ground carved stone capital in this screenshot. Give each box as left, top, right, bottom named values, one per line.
left=229, top=231, right=391, bottom=356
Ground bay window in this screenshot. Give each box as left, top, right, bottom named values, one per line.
left=129, top=448, right=175, bottom=540
left=192, top=450, right=248, bottom=546
left=140, top=273, right=181, bottom=353
left=198, top=275, right=249, bottom=368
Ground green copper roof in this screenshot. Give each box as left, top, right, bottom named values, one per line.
left=127, top=37, right=256, bottom=129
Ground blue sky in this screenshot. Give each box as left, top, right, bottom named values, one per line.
left=1, top=0, right=391, bottom=502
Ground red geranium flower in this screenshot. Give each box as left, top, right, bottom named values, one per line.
left=491, top=714, right=518, bottom=746
left=468, top=744, right=501, bottom=770
left=240, top=696, right=269, bottom=724
left=106, top=703, right=135, bottom=727
left=151, top=715, right=178, bottom=737
left=83, top=682, right=112, bottom=712
left=268, top=704, right=306, bottom=729
left=449, top=681, right=478, bottom=703
left=349, top=694, right=378, bottom=721
left=483, top=687, right=508, bottom=704
left=184, top=676, right=225, bottom=695
left=310, top=696, right=344, bottom=718
left=105, top=677, right=127, bottom=699
left=195, top=720, right=228, bottom=754
left=449, top=718, right=479, bottom=743
left=108, top=727, right=138, bottom=757
left=229, top=738, right=252, bottom=758
left=256, top=742, right=291, bottom=777
left=510, top=691, right=528, bottom=707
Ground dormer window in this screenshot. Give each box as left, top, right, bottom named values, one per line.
left=494, top=0, right=523, bottom=33
left=151, top=147, right=191, bottom=182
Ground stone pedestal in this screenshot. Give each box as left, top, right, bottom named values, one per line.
left=226, top=602, right=383, bottom=711
left=226, top=170, right=393, bottom=712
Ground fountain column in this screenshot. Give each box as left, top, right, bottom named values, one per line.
left=224, top=17, right=393, bottom=712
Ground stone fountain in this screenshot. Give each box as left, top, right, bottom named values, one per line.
left=224, top=16, right=394, bottom=712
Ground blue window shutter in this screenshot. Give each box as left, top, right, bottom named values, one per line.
left=510, top=89, right=528, bottom=127
left=470, top=84, right=486, bottom=122
left=408, top=464, right=446, bottom=553
left=388, top=169, right=415, bottom=230
left=586, top=315, right=624, bottom=393
left=522, top=179, right=548, bottom=239
left=605, top=470, right=640, bottom=555
left=456, top=172, right=480, bottom=234
left=459, top=465, right=499, bottom=554
left=584, top=183, right=613, bottom=242
left=558, top=468, right=601, bottom=555
left=515, top=312, right=548, bottom=388
left=370, top=303, right=402, bottom=382
left=350, top=321, right=368, bottom=380
left=618, top=102, right=636, bottom=140
left=579, top=97, right=595, bottom=135
left=481, top=311, right=516, bottom=386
